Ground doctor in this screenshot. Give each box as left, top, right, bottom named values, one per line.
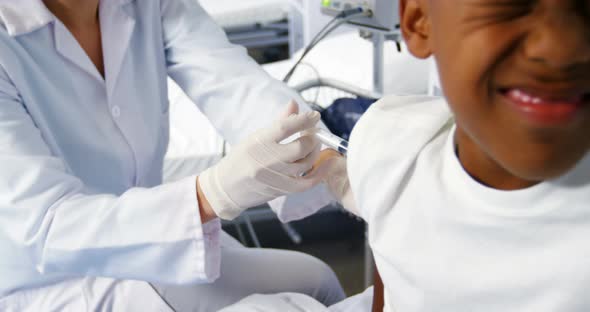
left=0, top=0, right=346, bottom=311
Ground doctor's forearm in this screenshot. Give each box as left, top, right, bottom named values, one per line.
left=196, top=176, right=218, bottom=223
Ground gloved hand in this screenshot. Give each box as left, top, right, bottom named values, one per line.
left=315, top=149, right=358, bottom=216
left=198, top=101, right=326, bottom=220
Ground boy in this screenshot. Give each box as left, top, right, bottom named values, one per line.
left=220, top=0, right=590, bottom=310
left=349, top=0, right=590, bottom=311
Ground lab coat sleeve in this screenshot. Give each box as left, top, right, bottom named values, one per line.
left=160, top=0, right=304, bottom=144
left=160, top=0, right=334, bottom=222
left=0, top=68, right=220, bottom=285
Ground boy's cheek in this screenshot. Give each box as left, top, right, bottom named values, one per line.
left=427, top=7, right=590, bottom=182
left=452, top=96, right=590, bottom=182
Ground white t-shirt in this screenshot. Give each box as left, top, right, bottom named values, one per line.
left=348, top=96, right=590, bottom=312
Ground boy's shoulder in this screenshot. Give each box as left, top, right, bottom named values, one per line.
left=349, top=95, right=452, bottom=162
left=359, top=95, right=451, bottom=127
left=348, top=95, right=453, bottom=219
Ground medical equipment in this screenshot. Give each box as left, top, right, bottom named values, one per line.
left=199, top=0, right=305, bottom=58
left=283, top=7, right=370, bottom=82
left=311, top=128, right=349, bottom=155
left=320, top=0, right=401, bottom=95
left=320, top=0, right=399, bottom=33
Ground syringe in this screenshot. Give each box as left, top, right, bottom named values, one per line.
left=308, top=128, right=349, bottom=156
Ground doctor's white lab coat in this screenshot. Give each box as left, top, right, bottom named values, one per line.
left=0, top=0, right=329, bottom=309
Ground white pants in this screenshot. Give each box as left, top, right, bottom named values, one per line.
left=0, top=231, right=345, bottom=312
left=152, top=232, right=346, bottom=311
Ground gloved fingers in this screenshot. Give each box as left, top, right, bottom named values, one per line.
left=283, top=143, right=322, bottom=177
left=321, top=153, right=347, bottom=179
left=310, top=153, right=358, bottom=215
left=305, top=149, right=346, bottom=181
left=296, top=142, right=322, bottom=166
left=294, top=160, right=334, bottom=189
left=270, top=104, right=321, bottom=142
left=279, top=100, right=299, bottom=118
left=275, top=135, right=320, bottom=163
left=257, top=148, right=325, bottom=193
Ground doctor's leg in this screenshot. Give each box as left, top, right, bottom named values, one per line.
left=152, top=231, right=345, bottom=312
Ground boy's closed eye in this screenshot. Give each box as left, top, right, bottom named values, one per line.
left=462, top=0, right=535, bottom=24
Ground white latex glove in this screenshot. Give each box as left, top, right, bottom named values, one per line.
left=199, top=101, right=327, bottom=220
left=316, top=150, right=358, bottom=216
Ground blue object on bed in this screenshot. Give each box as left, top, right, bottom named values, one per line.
left=320, top=97, right=377, bottom=141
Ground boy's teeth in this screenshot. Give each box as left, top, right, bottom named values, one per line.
left=503, top=87, right=587, bottom=125
left=507, top=89, right=583, bottom=105
left=509, top=89, right=542, bottom=104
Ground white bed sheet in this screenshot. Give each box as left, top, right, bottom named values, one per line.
left=263, top=32, right=432, bottom=106
left=162, top=32, right=431, bottom=221
left=219, top=286, right=374, bottom=312
left=198, top=0, right=292, bottom=29
left=163, top=32, right=431, bottom=183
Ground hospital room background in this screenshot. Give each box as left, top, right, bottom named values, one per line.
left=164, top=0, right=434, bottom=296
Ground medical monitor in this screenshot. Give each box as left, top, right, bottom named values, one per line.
left=320, top=0, right=399, bottom=33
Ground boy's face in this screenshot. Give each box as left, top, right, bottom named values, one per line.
left=401, top=0, right=590, bottom=188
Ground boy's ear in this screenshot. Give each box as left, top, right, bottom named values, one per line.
left=400, top=0, right=432, bottom=59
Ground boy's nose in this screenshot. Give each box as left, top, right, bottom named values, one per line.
left=523, top=12, right=590, bottom=72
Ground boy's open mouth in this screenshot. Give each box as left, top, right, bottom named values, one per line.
left=498, top=87, right=590, bottom=126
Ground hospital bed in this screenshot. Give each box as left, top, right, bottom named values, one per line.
left=198, top=0, right=304, bottom=57
left=163, top=0, right=430, bottom=300
left=164, top=30, right=430, bottom=290
left=163, top=31, right=430, bottom=243
left=265, top=32, right=430, bottom=107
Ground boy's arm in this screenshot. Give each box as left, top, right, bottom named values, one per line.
left=372, top=265, right=384, bottom=312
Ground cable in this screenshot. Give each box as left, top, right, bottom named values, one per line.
left=282, top=8, right=369, bottom=83
left=297, top=62, right=322, bottom=108
left=308, top=8, right=366, bottom=48
left=282, top=16, right=339, bottom=83
left=283, top=11, right=365, bottom=83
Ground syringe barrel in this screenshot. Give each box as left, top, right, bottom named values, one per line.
left=312, top=128, right=349, bottom=156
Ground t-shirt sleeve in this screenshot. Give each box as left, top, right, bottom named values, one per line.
left=347, top=95, right=452, bottom=222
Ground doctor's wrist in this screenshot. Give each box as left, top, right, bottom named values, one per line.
left=196, top=176, right=217, bottom=223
